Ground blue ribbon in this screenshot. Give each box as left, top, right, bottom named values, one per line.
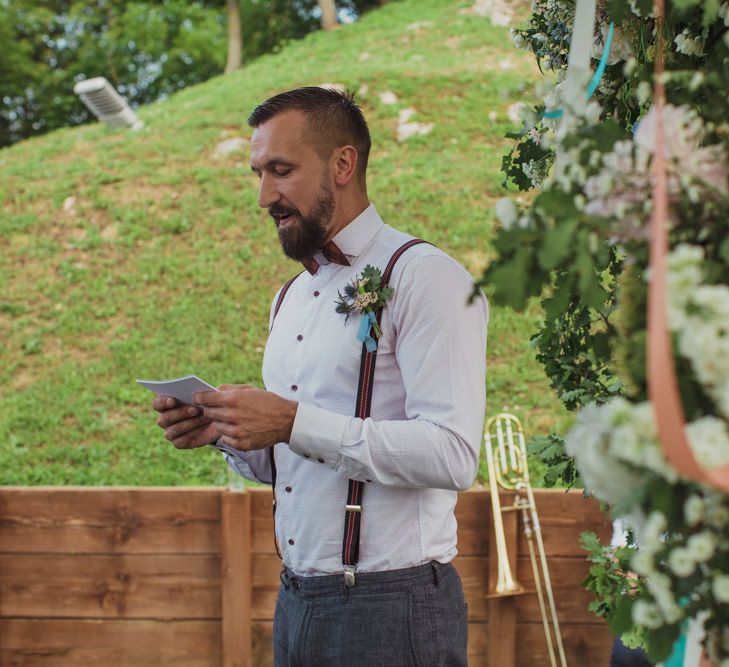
left=542, top=22, right=614, bottom=120
left=357, top=311, right=378, bottom=352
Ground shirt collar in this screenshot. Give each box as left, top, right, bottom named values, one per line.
left=329, top=203, right=384, bottom=260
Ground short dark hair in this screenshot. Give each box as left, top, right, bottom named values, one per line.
left=248, top=86, right=371, bottom=183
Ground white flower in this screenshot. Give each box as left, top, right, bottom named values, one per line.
left=684, top=495, right=705, bottom=527
left=636, top=81, right=652, bottom=106
left=668, top=546, right=696, bottom=577
left=631, top=549, right=655, bottom=576
left=510, top=28, right=526, bottom=49
left=720, top=2, right=729, bottom=27
left=632, top=599, right=663, bottom=629
left=708, top=503, right=729, bottom=529
left=686, top=417, right=729, bottom=470
left=564, top=402, right=643, bottom=507
left=506, top=102, right=527, bottom=124
left=592, top=23, right=633, bottom=65
left=645, top=510, right=668, bottom=540
left=687, top=532, right=716, bottom=563
left=623, top=58, right=638, bottom=76
left=674, top=29, right=706, bottom=57
left=647, top=573, right=683, bottom=623
left=712, top=574, right=729, bottom=602
left=353, top=292, right=378, bottom=312
left=495, top=198, right=518, bottom=229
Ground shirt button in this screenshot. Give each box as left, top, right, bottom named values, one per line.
left=291, top=384, right=298, bottom=392
left=297, top=335, right=303, bottom=341
left=317, top=458, right=325, bottom=463
left=285, top=486, right=292, bottom=493
left=288, top=538, right=295, bottom=545
left=303, top=454, right=311, bottom=459
left=313, top=291, right=320, bottom=297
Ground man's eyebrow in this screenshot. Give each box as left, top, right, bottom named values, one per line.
left=250, top=158, right=296, bottom=173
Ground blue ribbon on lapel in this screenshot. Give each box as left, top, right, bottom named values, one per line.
left=357, top=311, right=378, bottom=352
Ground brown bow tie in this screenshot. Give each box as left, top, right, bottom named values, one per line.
left=302, top=240, right=351, bottom=275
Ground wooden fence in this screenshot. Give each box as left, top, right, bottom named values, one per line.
left=0, top=487, right=612, bottom=666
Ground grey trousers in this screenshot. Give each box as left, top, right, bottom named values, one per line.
left=273, top=561, right=468, bottom=667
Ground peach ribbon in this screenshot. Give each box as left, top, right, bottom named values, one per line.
left=647, top=1, right=729, bottom=664
left=647, top=0, right=729, bottom=496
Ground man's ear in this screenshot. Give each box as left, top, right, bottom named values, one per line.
left=333, top=145, right=358, bottom=186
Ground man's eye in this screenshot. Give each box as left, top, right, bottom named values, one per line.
left=275, top=169, right=292, bottom=177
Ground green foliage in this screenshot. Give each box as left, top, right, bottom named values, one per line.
left=580, top=530, right=639, bottom=623
left=527, top=433, right=577, bottom=487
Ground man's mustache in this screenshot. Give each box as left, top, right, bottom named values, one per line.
left=269, top=203, right=299, bottom=219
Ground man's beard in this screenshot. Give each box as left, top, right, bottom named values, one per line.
left=269, top=185, right=335, bottom=261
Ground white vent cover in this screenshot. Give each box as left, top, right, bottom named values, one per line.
left=73, top=77, right=143, bottom=130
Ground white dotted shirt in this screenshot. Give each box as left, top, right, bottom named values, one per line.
left=220, top=204, right=488, bottom=576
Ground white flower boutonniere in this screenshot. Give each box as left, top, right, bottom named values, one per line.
left=335, top=265, right=394, bottom=352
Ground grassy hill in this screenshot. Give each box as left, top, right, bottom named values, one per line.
left=0, top=0, right=567, bottom=485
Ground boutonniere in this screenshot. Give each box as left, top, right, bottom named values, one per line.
left=335, top=265, right=394, bottom=352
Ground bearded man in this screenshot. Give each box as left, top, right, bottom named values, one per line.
left=153, top=86, right=488, bottom=666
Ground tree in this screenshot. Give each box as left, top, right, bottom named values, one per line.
left=224, top=0, right=242, bottom=73
left=0, top=0, right=394, bottom=147
left=317, top=0, right=337, bottom=30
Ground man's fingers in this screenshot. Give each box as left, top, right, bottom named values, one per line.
left=157, top=405, right=202, bottom=429
left=152, top=395, right=177, bottom=412
left=201, top=406, right=237, bottom=423
left=169, top=423, right=211, bottom=449
left=164, top=414, right=210, bottom=441
left=212, top=421, right=240, bottom=437
left=192, top=390, right=230, bottom=406
left=218, top=383, right=253, bottom=391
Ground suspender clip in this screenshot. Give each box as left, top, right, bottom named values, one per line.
left=343, top=565, right=356, bottom=587
left=345, top=504, right=362, bottom=513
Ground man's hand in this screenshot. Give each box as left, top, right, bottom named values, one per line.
left=153, top=396, right=219, bottom=449
left=193, top=384, right=298, bottom=452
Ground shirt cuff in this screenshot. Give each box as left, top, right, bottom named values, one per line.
left=208, top=440, right=244, bottom=459
left=288, top=402, right=349, bottom=468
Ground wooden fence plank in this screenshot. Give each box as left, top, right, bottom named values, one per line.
left=453, top=490, right=490, bottom=555
left=250, top=489, right=276, bottom=555
left=457, top=488, right=610, bottom=557
left=0, top=488, right=221, bottom=554
left=252, top=621, right=274, bottom=667
left=251, top=553, right=282, bottom=621
left=221, top=491, right=252, bottom=667
left=0, top=554, right=221, bottom=619
left=515, top=622, right=612, bottom=667
left=454, top=555, right=605, bottom=624
left=0, top=619, right=221, bottom=666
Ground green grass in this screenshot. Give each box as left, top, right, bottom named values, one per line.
left=0, top=0, right=569, bottom=485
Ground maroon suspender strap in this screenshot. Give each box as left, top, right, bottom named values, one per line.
left=342, top=239, right=429, bottom=583
left=269, top=272, right=302, bottom=561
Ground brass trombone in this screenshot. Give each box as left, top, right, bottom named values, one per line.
left=484, top=413, right=568, bottom=667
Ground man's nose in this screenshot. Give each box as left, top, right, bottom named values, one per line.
left=258, top=174, right=280, bottom=209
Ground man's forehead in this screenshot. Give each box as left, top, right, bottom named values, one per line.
left=250, top=111, right=319, bottom=164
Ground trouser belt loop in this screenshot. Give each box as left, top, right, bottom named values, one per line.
left=431, top=561, right=441, bottom=587
left=280, top=567, right=301, bottom=591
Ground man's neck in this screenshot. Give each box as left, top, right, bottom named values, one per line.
left=325, top=195, right=371, bottom=243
